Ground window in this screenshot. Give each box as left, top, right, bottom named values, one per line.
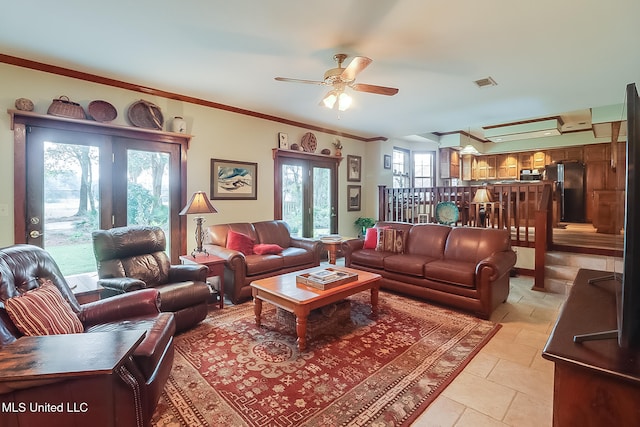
left=392, top=148, right=410, bottom=188
left=413, top=151, right=435, bottom=187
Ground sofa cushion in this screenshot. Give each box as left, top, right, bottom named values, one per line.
left=405, top=223, right=451, bottom=257
left=5, top=280, right=84, bottom=336
left=423, top=259, right=476, bottom=288
left=227, top=230, right=255, bottom=255
left=376, top=228, right=404, bottom=253
left=443, top=227, right=511, bottom=263
left=281, top=247, right=315, bottom=268
left=384, top=254, right=438, bottom=277
left=351, top=248, right=389, bottom=269
left=245, top=254, right=284, bottom=276
left=253, top=243, right=284, bottom=255
left=363, top=227, right=379, bottom=249
left=253, top=220, right=292, bottom=248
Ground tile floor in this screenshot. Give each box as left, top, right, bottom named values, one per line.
left=411, top=275, right=567, bottom=427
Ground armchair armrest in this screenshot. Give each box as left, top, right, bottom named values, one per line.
left=289, top=236, right=321, bottom=252
left=201, top=244, right=245, bottom=271
left=97, top=277, right=146, bottom=293
left=169, top=264, right=208, bottom=282
left=79, top=288, right=160, bottom=327
left=476, top=250, right=517, bottom=281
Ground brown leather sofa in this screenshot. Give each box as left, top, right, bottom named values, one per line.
left=202, top=220, right=323, bottom=304
left=92, top=225, right=211, bottom=332
left=342, top=222, right=517, bottom=319
left=0, top=244, right=175, bottom=427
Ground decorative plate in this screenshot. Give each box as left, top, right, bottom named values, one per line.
left=435, top=201, right=460, bottom=225
left=300, top=132, right=317, bottom=153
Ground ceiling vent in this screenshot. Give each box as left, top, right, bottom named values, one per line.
left=484, top=119, right=562, bottom=142
left=474, top=77, right=497, bottom=88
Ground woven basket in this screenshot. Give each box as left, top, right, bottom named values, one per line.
left=47, top=96, right=86, bottom=119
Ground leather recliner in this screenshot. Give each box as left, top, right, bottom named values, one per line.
left=92, top=225, right=211, bottom=332
left=0, top=244, right=175, bottom=427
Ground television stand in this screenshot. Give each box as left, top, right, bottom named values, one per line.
left=572, top=273, right=623, bottom=343
left=587, top=272, right=622, bottom=285
left=543, top=269, right=640, bottom=426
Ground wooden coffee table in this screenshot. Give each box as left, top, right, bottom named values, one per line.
left=250, top=266, right=381, bottom=351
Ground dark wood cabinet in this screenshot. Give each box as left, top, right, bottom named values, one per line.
left=543, top=269, right=640, bottom=426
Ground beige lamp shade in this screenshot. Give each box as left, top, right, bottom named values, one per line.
left=472, top=188, right=493, bottom=203
left=179, top=191, right=217, bottom=215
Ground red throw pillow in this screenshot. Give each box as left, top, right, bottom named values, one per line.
left=363, top=228, right=378, bottom=249
left=5, top=279, right=84, bottom=336
left=253, top=243, right=284, bottom=255
left=226, top=230, right=255, bottom=255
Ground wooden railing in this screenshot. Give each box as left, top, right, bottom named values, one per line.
left=378, top=183, right=553, bottom=289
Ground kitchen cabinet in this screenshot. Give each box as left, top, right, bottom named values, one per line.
left=497, top=154, right=518, bottom=179
left=439, top=148, right=460, bottom=180
left=462, top=155, right=475, bottom=181
left=532, top=151, right=547, bottom=170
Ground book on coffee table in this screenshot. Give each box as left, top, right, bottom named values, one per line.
left=296, top=268, right=358, bottom=290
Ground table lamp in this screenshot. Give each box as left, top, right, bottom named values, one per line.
left=472, top=188, right=493, bottom=227
left=179, top=191, right=217, bottom=256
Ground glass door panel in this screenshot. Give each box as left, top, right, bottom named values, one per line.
left=26, top=127, right=103, bottom=276
left=312, top=166, right=333, bottom=238
left=281, top=163, right=304, bottom=237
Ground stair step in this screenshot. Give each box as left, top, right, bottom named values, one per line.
left=545, top=264, right=580, bottom=281
left=545, top=278, right=572, bottom=295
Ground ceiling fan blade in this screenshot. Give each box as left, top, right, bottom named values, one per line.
left=352, top=83, right=399, bottom=96
left=340, top=56, right=372, bottom=81
left=275, top=77, right=326, bottom=85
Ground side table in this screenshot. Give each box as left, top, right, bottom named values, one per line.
left=0, top=330, right=145, bottom=426
left=66, top=272, right=103, bottom=304
left=180, top=254, right=225, bottom=308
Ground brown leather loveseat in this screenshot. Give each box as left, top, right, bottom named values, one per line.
left=202, top=220, right=322, bottom=304
left=342, top=222, right=517, bottom=319
left=0, top=244, right=175, bottom=427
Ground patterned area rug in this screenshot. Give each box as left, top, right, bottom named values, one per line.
left=151, top=291, right=500, bottom=426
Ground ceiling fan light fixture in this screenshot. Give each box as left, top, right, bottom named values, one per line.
left=322, top=89, right=352, bottom=111
left=322, top=90, right=338, bottom=109
left=337, top=91, right=352, bottom=111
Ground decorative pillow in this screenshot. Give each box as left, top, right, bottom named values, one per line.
left=375, top=228, right=404, bottom=254
left=226, top=230, right=255, bottom=255
left=253, top=243, right=284, bottom=255
left=363, top=227, right=379, bottom=249
left=5, top=279, right=84, bottom=336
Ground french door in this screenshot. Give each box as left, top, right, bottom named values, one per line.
left=276, top=156, right=338, bottom=238
left=24, top=126, right=181, bottom=275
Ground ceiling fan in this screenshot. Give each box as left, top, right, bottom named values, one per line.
left=275, top=54, right=399, bottom=111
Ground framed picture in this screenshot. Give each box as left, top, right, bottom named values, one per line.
left=384, top=154, right=392, bottom=169
left=278, top=132, right=288, bottom=149
left=347, top=185, right=361, bottom=211
left=210, top=159, right=258, bottom=200
left=347, top=155, right=361, bottom=182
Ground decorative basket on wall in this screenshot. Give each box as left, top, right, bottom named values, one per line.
left=47, top=96, right=86, bottom=119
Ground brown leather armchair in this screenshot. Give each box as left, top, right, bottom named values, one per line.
left=92, top=225, right=211, bottom=332
left=0, top=244, right=174, bottom=427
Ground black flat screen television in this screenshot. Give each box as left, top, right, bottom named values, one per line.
left=619, top=82, right=640, bottom=348
left=573, top=82, right=640, bottom=348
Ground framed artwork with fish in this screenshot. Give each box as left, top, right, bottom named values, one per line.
left=210, top=159, right=258, bottom=200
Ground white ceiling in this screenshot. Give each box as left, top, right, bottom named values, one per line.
left=1, top=0, right=639, bottom=141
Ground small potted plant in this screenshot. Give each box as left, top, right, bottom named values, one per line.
left=354, top=217, right=375, bottom=238
left=332, top=139, right=343, bottom=157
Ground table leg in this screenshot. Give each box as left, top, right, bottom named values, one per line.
left=328, top=248, right=337, bottom=264
left=295, top=314, right=308, bottom=352
left=370, top=286, right=379, bottom=318
left=254, top=298, right=262, bottom=326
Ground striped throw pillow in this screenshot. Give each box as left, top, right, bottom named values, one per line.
left=5, top=279, right=84, bottom=336
left=375, top=228, right=404, bottom=253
